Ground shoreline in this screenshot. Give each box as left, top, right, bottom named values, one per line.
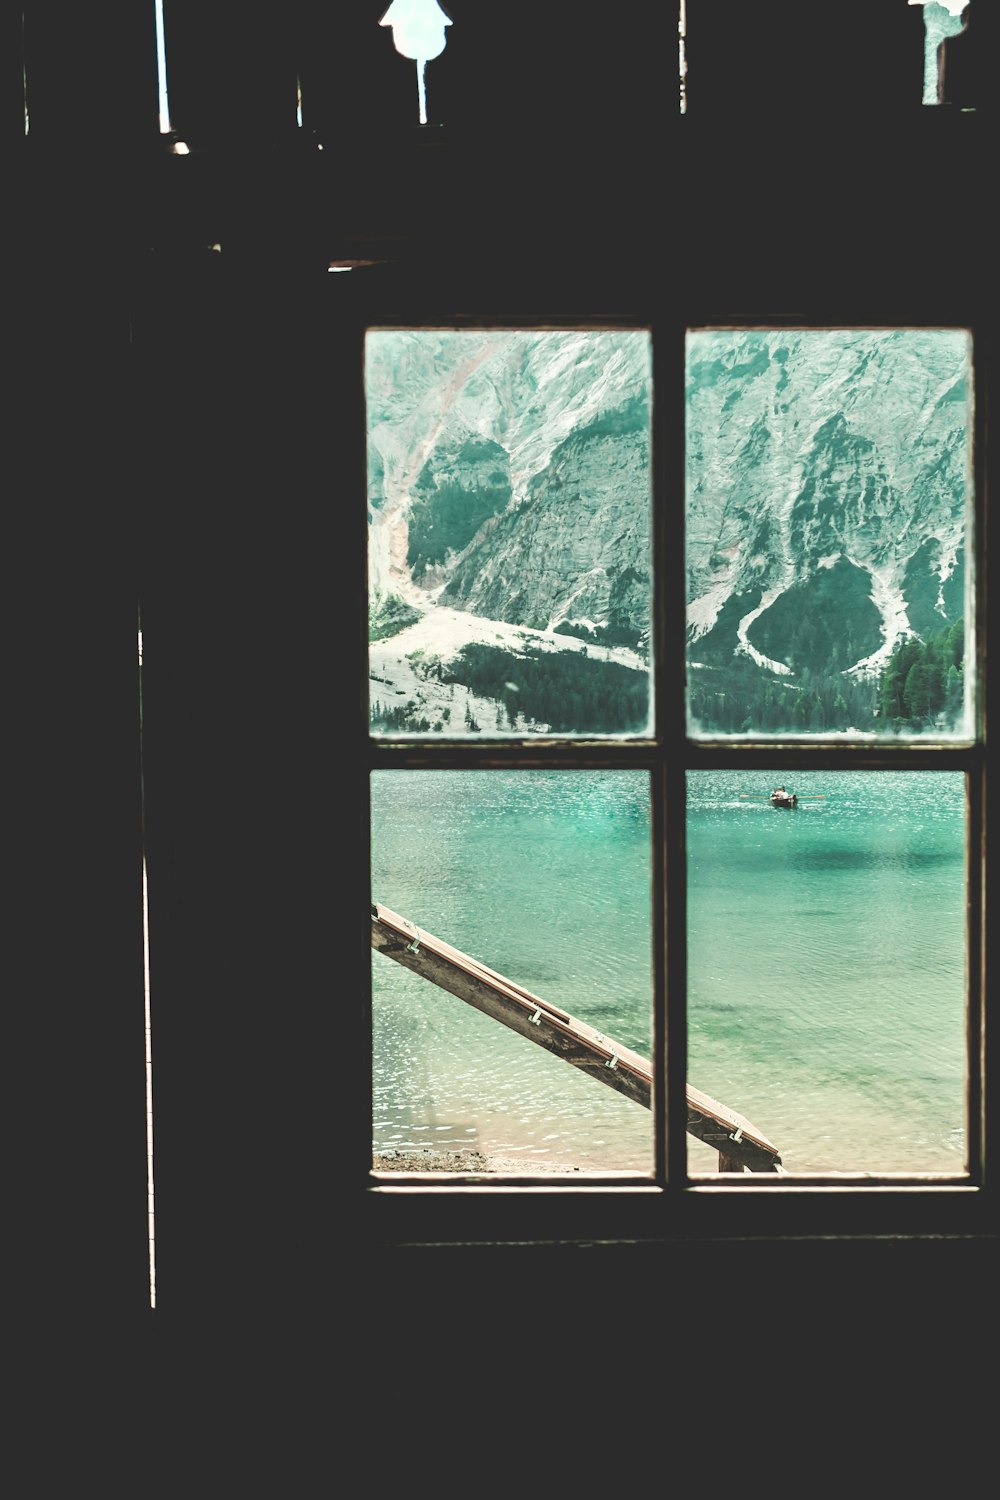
left=372, top=1149, right=580, bottom=1174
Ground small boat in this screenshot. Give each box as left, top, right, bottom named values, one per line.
left=740, top=790, right=827, bottom=808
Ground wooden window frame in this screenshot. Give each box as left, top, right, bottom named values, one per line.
left=359, top=307, right=990, bottom=1252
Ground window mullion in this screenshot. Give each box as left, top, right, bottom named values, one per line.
left=657, top=315, right=690, bottom=1192
left=966, top=762, right=986, bottom=1182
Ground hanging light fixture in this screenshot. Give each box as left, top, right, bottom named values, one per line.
left=379, top=0, right=452, bottom=126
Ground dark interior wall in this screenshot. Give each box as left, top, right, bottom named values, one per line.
left=7, top=0, right=993, bottom=1437
left=685, top=0, right=926, bottom=115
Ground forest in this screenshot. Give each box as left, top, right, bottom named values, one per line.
left=689, top=619, right=965, bottom=735
left=406, top=438, right=512, bottom=580
left=444, top=643, right=650, bottom=734
left=369, top=642, right=651, bottom=735
left=874, top=619, right=965, bottom=733
left=371, top=614, right=965, bottom=737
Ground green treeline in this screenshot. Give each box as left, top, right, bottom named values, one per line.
left=746, top=558, right=881, bottom=675
left=407, top=479, right=511, bottom=576
left=557, top=619, right=645, bottom=652
left=445, top=643, right=648, bottom=733
left=689, top=619, right=964, bottom=735
left=371, top=699, right=447, bottom=733
left=875, top=619, right=964, bottom=732
left=407, top=437, right=512, bottom=578
left=371, top=618, right=965, bottom=736
left=570, top=390, right=649, bottom=443
left=688, top=656, right=877, bottom=734
left=368, top=594, right=421, bottom=642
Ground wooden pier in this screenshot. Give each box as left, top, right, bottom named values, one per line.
left=371, top=902, right=783, bottom=1173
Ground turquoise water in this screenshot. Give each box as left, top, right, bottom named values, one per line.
left=370, top=769, right=967, bottom=1174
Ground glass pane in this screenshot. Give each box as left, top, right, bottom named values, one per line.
left=367, top=329, right=653, bottom=739
left=370, top=770, right=654, bottom=1173
left=911, top=1, right=970, bottom=105
left=686, top=328, right=973, bottom=740
left=687, top=771, right=968, bottom=1175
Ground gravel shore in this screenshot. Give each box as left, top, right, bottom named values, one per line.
left=372, top=1150, right=575, bottom=1173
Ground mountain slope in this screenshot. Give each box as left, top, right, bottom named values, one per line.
left=366, top=326, right=970, bottom=736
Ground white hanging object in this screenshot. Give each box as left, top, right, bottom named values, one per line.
left=380, top=0, right=453, bottom=125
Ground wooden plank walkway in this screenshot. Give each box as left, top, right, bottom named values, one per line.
left=371, top=902, right=783, bottom=1173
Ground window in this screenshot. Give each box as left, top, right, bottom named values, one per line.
left=365, top=311, right=987, bottom=1242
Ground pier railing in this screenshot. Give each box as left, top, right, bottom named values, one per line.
left=371, top=902, right=783, bottom=1174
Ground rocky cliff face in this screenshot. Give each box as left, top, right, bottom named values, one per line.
left=366, top=326, right=971, bottom=736
left=685, top=328, right=969, bottom=685
left=441, top=397, right=650, bottom=640
left=366, top=329, right=652, bottom=643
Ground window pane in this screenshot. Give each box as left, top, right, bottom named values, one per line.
left=686, top=328, right=973, bottom=740
left=367, top=329, right=653, bottom=738
left=686, top=771, right=967, bottom=1175
left=370, top=770, right=654, bottom=1172
left=912, top=0, right=971, bottom=106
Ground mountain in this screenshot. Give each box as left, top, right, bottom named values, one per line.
left=686, top=328, right=970, bottom=734
left=366, top=330, right=654, bottom=736
left=366, top=326, right=971, bottom=737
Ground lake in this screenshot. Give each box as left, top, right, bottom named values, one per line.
left=371, top=768, right=967, bottom=1175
